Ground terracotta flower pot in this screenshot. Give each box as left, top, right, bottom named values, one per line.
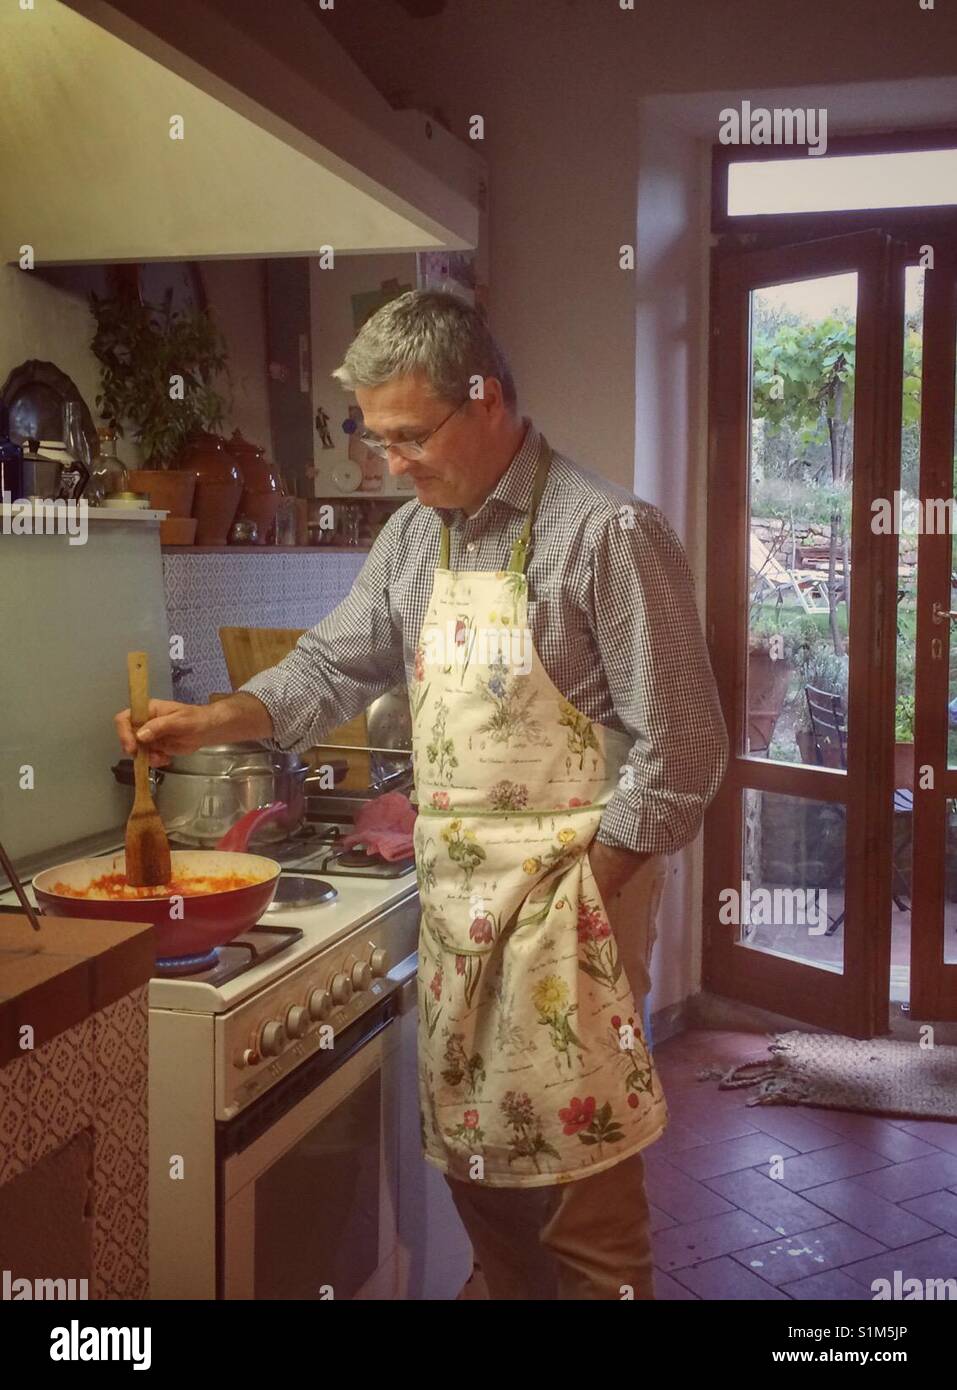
left=228, top=429, right=284, bottom=545
left=174, top=432, right=243, bottom=545
left=159, top=516, right=198, bottom=545
left=127, top=468, right=196, bottom=518
left=893, top=741, right=914, bottom=791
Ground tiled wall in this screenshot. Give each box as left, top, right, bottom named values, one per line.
left=163, top=550, right=366, bottom=703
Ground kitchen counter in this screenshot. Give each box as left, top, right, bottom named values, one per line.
left=0, top=910, right=153, bottom=1066
left=0, top=501, right=166, bottom=523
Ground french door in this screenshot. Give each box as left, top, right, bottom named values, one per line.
left=704, top=230, right=907, bottom=1038
left=911, top=245, right=957, bottom=1020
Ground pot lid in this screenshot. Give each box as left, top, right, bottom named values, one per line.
left=167, top=742, right=305, bottom=775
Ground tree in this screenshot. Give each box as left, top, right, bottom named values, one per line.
left=751, top=304, right=922, bottom=656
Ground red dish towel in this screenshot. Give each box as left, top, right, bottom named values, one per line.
left=339, top=790, right=417, bottom=862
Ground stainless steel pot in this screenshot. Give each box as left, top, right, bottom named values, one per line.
left=20, top=450, right=63, bottom=500
left=312, top=684, right=413, bottom=789
left=112, top=742, right=309, bottom=847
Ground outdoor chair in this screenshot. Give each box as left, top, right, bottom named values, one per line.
left=804, top=684, right=912, bottom=935
left=750, top=532, right=836, bottom=616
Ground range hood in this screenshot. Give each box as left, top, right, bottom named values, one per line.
left=0, top=0, right=481, bottom=264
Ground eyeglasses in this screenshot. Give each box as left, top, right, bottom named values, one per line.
left=358, top=398, right=468, bottom=461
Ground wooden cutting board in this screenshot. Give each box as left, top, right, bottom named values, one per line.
left=218, top=626, right=371, bottom=788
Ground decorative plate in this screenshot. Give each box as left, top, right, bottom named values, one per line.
left=0, top=359, right=97, bottom=456
left=332, top=459, right=362, bottom=493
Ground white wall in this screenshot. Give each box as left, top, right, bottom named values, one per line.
left=0, top=266, right=102, bottom=437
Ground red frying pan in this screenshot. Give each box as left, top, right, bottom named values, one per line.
left=32, top=805, right=286, bottom=961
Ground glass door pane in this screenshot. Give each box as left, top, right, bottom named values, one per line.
left=747, top=274, right=857, bottom=768
left=890, top=265, right=924, bottom=1003
left=741, top=789, right=845, bottom=970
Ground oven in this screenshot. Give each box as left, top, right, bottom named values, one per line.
left=148, top=891, right=423, bottom=1301
left=219, top=990, right=403, bottom=1300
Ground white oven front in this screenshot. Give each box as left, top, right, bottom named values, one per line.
left=220, top=1002, right=400, bottom=1300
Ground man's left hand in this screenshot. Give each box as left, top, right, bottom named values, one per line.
left=588, top=841, right=652, bottom=904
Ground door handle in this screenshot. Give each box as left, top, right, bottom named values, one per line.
left=931, top=602, right=957, bottom=624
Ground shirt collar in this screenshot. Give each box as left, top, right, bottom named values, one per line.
left=435, top=417, right=540, bottom=530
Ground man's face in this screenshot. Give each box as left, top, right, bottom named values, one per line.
left=354, top=372, right=501, bottom=513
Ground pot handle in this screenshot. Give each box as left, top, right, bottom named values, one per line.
left=216, top=801, right=289, bottom=852
left=111, top=758, right=164, bottom=788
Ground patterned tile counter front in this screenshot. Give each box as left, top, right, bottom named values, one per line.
left=0, top=912, right=154, bottom=1300
left=163, top=549, right=367, bottom=702
left=0, top=987, right=150, bottom=1300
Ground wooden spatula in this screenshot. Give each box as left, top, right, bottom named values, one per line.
left=125, top=651, right=171, bottom=887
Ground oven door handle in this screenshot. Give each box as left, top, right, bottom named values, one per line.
left=387, top=950, right=418, bottom=1013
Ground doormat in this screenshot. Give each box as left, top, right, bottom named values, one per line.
left=703, top=1031, right=957, bottom=1122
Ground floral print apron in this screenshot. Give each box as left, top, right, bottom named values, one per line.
left=409, top=435, right=668, bottom=1188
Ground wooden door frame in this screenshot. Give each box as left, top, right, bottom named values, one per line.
left=703, top=230, right=905, bottom=1039
left=911, top=245, right=957, bottom=1020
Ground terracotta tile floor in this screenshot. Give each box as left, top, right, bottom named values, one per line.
left=650, top=1029, right=957, bottom=1299
left=456, top=1028, right=957, bottom=1300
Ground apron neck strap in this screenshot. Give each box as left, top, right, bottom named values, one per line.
left=439, top=433, right=552, bottom=574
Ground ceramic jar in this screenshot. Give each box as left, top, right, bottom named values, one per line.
left=174, top=432, right=243, bottom=545
left=227, top=429, right=284, bottom=546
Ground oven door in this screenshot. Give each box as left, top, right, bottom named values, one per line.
left=219, top=996, right=399, bottom=1300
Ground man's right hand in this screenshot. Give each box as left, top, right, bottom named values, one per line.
left=114, top=693, right=274, bottom=768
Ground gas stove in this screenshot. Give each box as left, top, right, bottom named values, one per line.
left=175, top=819, right=417, bottom=880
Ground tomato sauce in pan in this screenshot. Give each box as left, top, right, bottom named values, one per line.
left=51, top=871, right=265, bottom=901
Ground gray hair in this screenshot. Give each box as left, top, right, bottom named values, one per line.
left=332, top=289, right=517, bottom=410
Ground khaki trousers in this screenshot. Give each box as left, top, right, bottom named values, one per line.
left=445, top=854, right=667, bottom=1301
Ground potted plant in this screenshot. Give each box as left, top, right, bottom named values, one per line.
left=89, top=288, right=230, bottom=529
left=747, top=622, right=803, bottom=756
left=894, top=692, right=915, bottom=790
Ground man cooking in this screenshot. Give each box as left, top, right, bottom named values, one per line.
left=115, top=289, right=728, bottom=1301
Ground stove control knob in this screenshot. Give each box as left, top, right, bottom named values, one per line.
left=351, top=960, right=372, bottom=992
left=330, top=972, right=353, bottom=1006
left=285, top=1005, right=308, bottom=1038
left=235, top=1048, right=258, bottom=1069
left=369, top=947, right=389, bottom=978
left=259, top=1020, right=286, bottom=1057
left=308, top=988, right=332, bottom=1021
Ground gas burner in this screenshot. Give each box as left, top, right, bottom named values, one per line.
left=252, top=823, right=342, bottom=865
left=153, top=925, right=304, bottom=987
left=155, top=948, right=220, bottom=977
left=334, top=849, right=390, bottom=868
left=166, top=820, right=336, bottom=859
left=269, top=875, right=338, bottom=909
left=326, top=848, right=416, bottom=878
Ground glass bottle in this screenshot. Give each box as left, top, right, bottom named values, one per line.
left=89, top=426, right=129, bottom=503
left=59, top=402, right=91, bottom=501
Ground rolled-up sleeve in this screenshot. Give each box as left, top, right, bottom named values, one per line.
left=591, top=503, right=728, bottom=855
left=239, top=515, right=405, bottom=755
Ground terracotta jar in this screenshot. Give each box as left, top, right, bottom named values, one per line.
left=127, top=468, right=196, bottom=519
left=174, top=432, right=243, bottom=545
left=227, top=429, right=284, bottom=546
